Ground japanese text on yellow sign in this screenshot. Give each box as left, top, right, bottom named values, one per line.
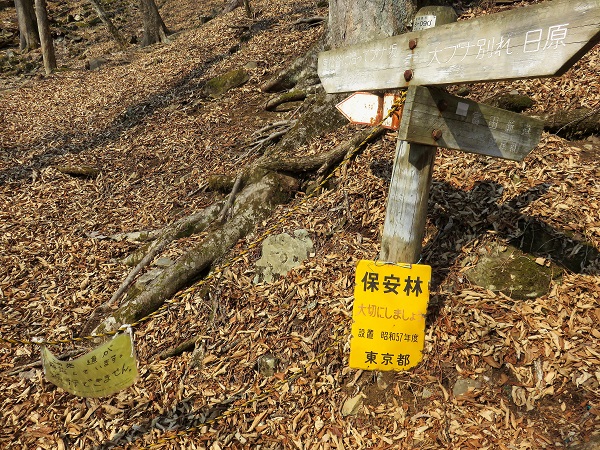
left=41, top=331, right=138, bottom=398
left=349, top=260, right=431, bottom=371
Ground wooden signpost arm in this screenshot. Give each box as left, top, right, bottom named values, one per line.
left=318, top=0, right=600, bottom=93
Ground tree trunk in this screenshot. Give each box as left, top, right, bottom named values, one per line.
left=263, top=0, right=416, bottom=93
left=87, top=0, right=127, bottom=48
left=33, top=0, right=55, bottom=74
left=327, top=0, right=414, bottom=47
left=139, top=0, right=170, bottom=46
left=14, top=0, right=38, bottom=51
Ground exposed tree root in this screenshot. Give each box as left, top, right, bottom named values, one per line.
left=260, top=38, right=324, bottom=93
left=265, top=91, right=307, bottom=112
left=534, top=107, right=600, bottom=140
left=292, top=17, right=325, bottom=27
left=92, top=171, right=300, bottom=335
left=80, top=203, right=222, bottom=336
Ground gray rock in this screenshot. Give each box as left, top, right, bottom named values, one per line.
left=203, top=68, right=249, bottom=98
left=464, top=242, right=561, bottom=300
left=86, top=57, right=108, bottom=71
left=422, top=387, right=434, bottom=399
left=253, top=230, right=314, bottom=284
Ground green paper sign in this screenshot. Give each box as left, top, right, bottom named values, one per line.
left=41, top=331, right=138, bottom=398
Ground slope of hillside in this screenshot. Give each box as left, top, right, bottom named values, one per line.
left=0, top=0, right=599, bottom=448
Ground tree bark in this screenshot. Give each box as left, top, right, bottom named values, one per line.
left=33, top=0, right=55, bottom=74
left=262, top=0, right=416, bottom=93
left=87, top=0, right=128, bottom=48
left=327, top=0, right=414, bottom=47
left=14, top=0, right=39, bottom=51
left=534, top=108, right=600, bottom=140
left=139, top=0, right=169, bottom=46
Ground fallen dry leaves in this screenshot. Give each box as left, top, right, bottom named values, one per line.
left=1, top=0, right=599, bottom=449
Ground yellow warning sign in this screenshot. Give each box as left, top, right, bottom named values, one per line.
left=349, top=260, right=431, bottom=371
left=41, top=331, right=138, bottom=398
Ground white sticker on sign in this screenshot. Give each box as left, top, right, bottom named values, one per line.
left=413, top=15, right=437, bottom=31
left=456, top=102, right=469, bottom=117
left=41, top=331, right=138, bottom=398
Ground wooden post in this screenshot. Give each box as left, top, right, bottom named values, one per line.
left=34, top=0, right=56, bottom=75
left=379, top=7, right=457, bottom=264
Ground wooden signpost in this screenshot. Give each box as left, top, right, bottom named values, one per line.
left=318, top=0, right=600, bottom=93
left=317, top=0, right=600, bottom=371
left=319, top=0, right=600, bottom=263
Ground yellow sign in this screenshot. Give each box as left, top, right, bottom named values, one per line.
left=41, top=331, right=138, bottom=398
left=349, top=260, right=431, bottom=371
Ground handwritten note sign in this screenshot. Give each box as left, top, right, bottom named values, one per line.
left=349, top=260, right=431, bottom=371
left=41, top=331, right=138, bottom=398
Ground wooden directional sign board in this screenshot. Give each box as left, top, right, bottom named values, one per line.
left=318, top=0, right=600, bottom=93
left=398, top=86, right=544, bottom=161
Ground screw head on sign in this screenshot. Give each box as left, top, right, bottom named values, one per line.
left=432, top=129, right=443, bottom=141
left=404, top=70, right=413, bottom=82
left=409, top=39, right=417, bottom=50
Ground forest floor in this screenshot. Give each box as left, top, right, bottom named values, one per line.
left=0, top=0, right=599, bottom=449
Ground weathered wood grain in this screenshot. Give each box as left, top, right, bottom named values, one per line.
left=318, top=0, right=600, bottom=93
left=398, top=86, right=544, bottom=161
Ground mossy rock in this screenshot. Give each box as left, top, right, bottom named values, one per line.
left=203, top=68, right=249, bottom=99
left=485, top=93, right=534, bottom=113
left=464, top=242, right=562, bottom=300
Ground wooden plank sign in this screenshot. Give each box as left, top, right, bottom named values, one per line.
left=318, top=0, right=600, bottom=93
left=336, top=92, right=401, bottom=130
left=398, top=86, right=544, bottom=161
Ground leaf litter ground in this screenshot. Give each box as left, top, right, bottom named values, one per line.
left=0, top=0, right=599, bottom=448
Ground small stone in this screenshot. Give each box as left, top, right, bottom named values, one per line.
left=422, top=387, right=434, bottom=399
left=342, top=394, right=364, bottom=416
left=453, top=377, right=482, bottom=397
left=376, top=371, right=390, bottom=390
left=154, top=257, right=174, bottom=268
left=18, top=369, right=40, bottom=380
left=257, top=354, right=278, bottom=377
left=455, top=86, right=471, bottom=97
left=253, top=230, right=314, bottom=284
left=244, top=61, right=258, bottom=69
left=85, top=57, right=107, bottom=71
